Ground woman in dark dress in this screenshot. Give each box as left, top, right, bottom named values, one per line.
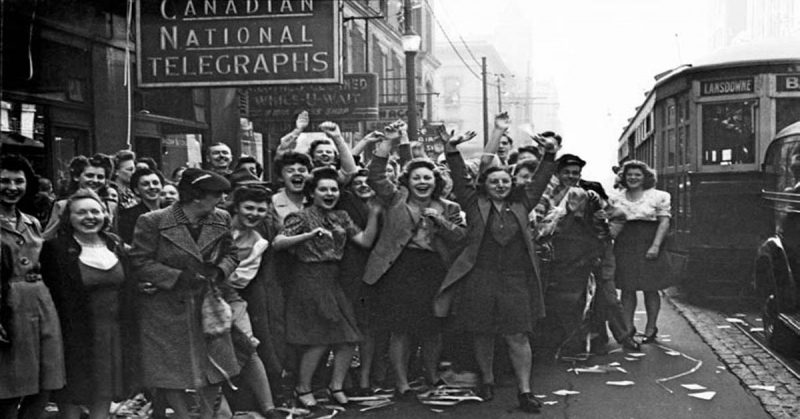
left=272, top=167, right=379, bottom=409
left=41, top=188, right=137, bottom=419
left=608, top=160, right=672, bottom=344
left=435, top=130, right=557, bottom=414
left=363, top=134, right=467, bottom=398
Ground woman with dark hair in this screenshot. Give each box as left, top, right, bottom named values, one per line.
left=129, top=168, right=240, bottom=419
left=118, top=168, right=164, bottom=244
left=111, top=150, right=138, bottom=210
left=43, top=154, right=116, bottom=239
left=40, top=188, right=137, bottom=419
left=608, top=160, right=672, bottom=344
left=0, top=154, right=65, bottom=419
left=363, top=136, right=466, bottom=399
left=225, top=185, right=286, bottom=419
left=272, top=167, right=379, bottom=410
left=435, top=130, right=557, bottom=413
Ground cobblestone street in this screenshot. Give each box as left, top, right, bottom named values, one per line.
left=666, top=290, right=800, bottom=419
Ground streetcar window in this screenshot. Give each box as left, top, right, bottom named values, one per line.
left=702, top=100, right=757, bottom=165
left=775, top=98, right=800, bottom=134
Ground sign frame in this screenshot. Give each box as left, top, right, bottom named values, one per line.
left=135, top=0, right=342, bottom=88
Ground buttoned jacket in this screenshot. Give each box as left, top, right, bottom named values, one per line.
left=1, top=212, right=43, bottom=280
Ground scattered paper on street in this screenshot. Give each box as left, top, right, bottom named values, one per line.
left=717, top=325, right=732, bottom=329
left=734, top=313, right=746, bottom=317
left=608, top=362, right=621, bottom=366
left=628, top=352, right=646, bottom=357
left=681, top=384, right=707, bottom=390
left=534, top=395, right=547, bottom=398
left=688, top=391, right=716, bottom=400
left=543, top=401, right=559, bottom=406
left=665, top=350, right=681, bottom=356
left=606, top=380, right=635, bottom=386
left=624, top=357, right=640, bottom=361
left=749, top=327, right=764, bottom=332
left=359, top=401, right=394, bottom=412
left=552, top=389, right=580, bottom=396
left=749, top=385, right=776, bottom=392
left=725, top=318, right=746, bottom=324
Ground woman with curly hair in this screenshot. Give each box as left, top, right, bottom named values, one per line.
left=608, top=160, right=672, bottom=344
left=363, top=132, right=467, bottom=399
left=273, top=167, right=379, bottom=410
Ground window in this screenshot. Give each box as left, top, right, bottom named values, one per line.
left=667, top=129, right=676, bottom=166
left=702, top=101, right=757, bottom=165
left=776, top=98, right=800, bottom=134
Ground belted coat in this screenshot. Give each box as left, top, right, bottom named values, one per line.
left=433, top=151, right=557, bottom=319
left=128, top=204, right=240, bottom=389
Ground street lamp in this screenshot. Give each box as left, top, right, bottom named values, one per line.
left=403, top=31, right=421, bottom=142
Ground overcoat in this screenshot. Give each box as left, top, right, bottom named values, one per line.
left=128, top=204, right=240, bottom=389
left=40, top=232, right=139, bottom=400
left=434, top=151, right=557, bottom=319
left=361, top=155, right=466, bottom=286
left=0, top=212, right=65, bottom=398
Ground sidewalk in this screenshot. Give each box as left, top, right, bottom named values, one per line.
left=665, top=289, right=800, bottom=419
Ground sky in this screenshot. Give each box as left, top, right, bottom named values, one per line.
left=432, top=0, right=713, bottom=185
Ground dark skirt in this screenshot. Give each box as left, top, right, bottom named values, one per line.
left=374, top=248, right=445, bottom=336
left=285, top=262, right=362, bottom=345
left=614, top=221, right=675, bottom=291
left=450, top=268, right=534, bottom=335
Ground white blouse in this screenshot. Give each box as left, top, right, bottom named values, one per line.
left=609, top=188, right=672, bottom=221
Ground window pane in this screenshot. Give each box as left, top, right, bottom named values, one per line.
left=702, top=101, right=756, bottom=165
left=776, top=98, right=800, bottom=134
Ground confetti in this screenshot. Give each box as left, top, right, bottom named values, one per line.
left=552, top=390, right=580, bottom=396
left=717, top=325, right=732, bottom=329
left=665, top=350, right=681, bottom=356
left=624, top=357, right=640, bottom=361
left=608, top=362, right=621, bottom=366
left=749, top=327, right=764, bottom=332
left=734, top=313, right=747, bottom=317
left=628, top=353, right=646, bottom=357
left=661, top=338, right=672, bottom=342
left=749, top=385, right=776, bottom=392
left=543, top=401, right=559, bottom=406
left=606, top=380, right=635, bottom=386
left=725, top=318, right=746, bottom=324
left=534, top=395, right=546, bottom=399
left=616, top=367, right=629, bottom=373
left=688, top=391, right=716, bottom=400
left=681, top=384, right=707, bottom=391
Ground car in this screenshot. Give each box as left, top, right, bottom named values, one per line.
left=754, top=121, right=800, bottom=356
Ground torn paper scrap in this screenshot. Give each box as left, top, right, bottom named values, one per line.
left=534, top=395, right=546, bottom=399
left=749, top=385, right=776, bottom=392
left=681, top=384, right=707, bottom=391
left=688, top=391, right=716, bottom=400
left=717, top=325, right=732, bottom=329
left=616, top=367, right=629, bottom=374
left=628, top=353, right=646, bottom=357
left=661, top=339, right=672, bottom=342
left=606, top=380, right=635, bottom=386
left=665, top=350, right=681, bottom=356
left=552, top=390, right=580, bottom=396
left=624, top=357, right=640, bottom=361
left=543, top=401, right=558, bottom=406
left=734, top=313, right=746, bottom=317
left=608, top=362, right=621, bottom=367
left=725, top=318, right=746, bottom=324
left=749, top=327, right=764, bottom=332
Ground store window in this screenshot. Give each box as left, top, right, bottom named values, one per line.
left=776, top=98, right=800, bottom=134
left=702, top=100, right=757, bottom=165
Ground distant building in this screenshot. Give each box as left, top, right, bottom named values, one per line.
left=710, top=0, right=800, bottom=49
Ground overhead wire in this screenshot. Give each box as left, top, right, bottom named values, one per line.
left=422, top=0, right=498, bottom=87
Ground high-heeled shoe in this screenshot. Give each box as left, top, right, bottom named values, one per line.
left=327, top=387, right=349, bottom=405
left=641, top=327, right=658, bottom=344
left=294, top=388, right=317, bottom=408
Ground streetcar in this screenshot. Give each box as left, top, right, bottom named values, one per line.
left=618, top=40, right=800, bottom=300
left=754, top=121, right=800, bottom=355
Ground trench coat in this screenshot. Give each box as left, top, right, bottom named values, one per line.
left=361, top=155, right=467, bottom=286
left=433, top=150, right=557, bottom=319
left=128, top=204, right=240, bottom=389
left=0, top=212, right=65, bottom=398
left=40, top=232, right=139, bottom=401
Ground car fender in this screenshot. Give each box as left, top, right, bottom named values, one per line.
left=754, top=236, right=797, bottom=311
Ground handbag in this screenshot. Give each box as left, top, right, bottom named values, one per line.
left=201, top=277, right=232, bottom=337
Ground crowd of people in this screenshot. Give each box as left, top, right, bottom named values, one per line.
left=0, top=111, right=674, bottom=418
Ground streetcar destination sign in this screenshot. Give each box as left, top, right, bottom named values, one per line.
left=136, top=0, right=341, bottom=87
left=700, top=78, right=754, bottom=96
left=777, top=75, right=800, bottom=92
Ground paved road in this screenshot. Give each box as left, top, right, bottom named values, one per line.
left=324, top=295, right=774, bottom=419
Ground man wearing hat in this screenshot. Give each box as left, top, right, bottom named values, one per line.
left=129, top=168, right=241, bottom=419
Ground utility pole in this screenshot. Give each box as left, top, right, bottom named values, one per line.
left=403, top=0, right=420, bottom=143
left=496, top=75, right=503, bottom=112
left=482, top=57, right=488, bottom=145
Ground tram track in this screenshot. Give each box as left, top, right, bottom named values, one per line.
left=726, top=314, right=800, bottom=381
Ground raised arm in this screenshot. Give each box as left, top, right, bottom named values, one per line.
left=351, top=130, right=385, bottom=158
left=350, top=203, right=381, bottom=248
left=367, top=138, right=400, bottom=206
left=479, top=112, right=510, bottom=172
left=442, top=128, right=479, bottom=208
left=522, top=137, right=559, bottom=211
left=319, top=121, right=357, bottom=175
left=276, top=110, right=309, bottom=157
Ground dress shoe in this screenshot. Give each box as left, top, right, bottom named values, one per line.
left=477, top=383, right=495, bottom=401
left=641, top=327, right=658, bottom=344
left=327, top=387, right=349, bottom=405
left=518, top=392, right=542, bottom=413
left=621, top=336, right=641, bottom=351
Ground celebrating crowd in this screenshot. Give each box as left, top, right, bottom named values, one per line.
left=0, top=111, right=673, bottom=418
